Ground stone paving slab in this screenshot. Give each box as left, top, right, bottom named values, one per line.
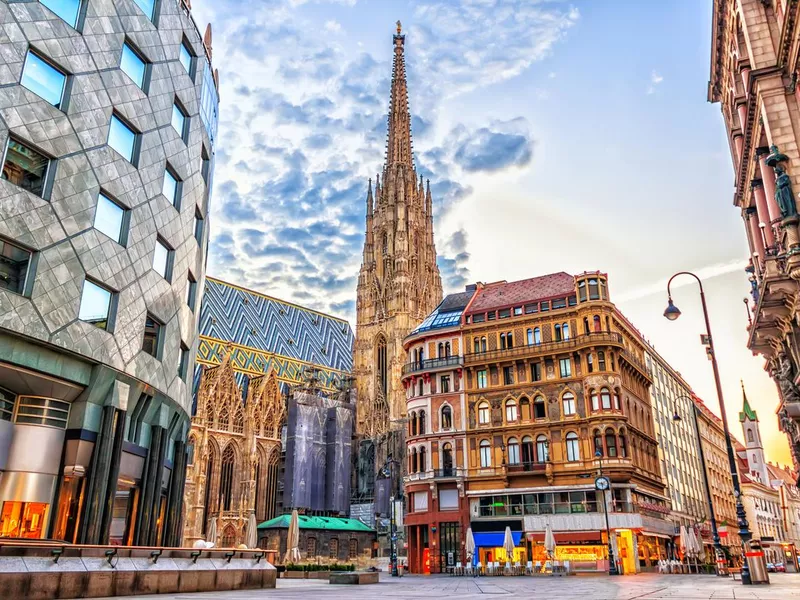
left=97, top=572, right=800, bottom=600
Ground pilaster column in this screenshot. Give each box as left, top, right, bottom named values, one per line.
left=756, top=146, right=781, bottom=224
left=746, top=208, right=765, bottom=270
left=751, top=179, right=775, bottom=248
left=741, top=67, right=751, bottom=98
left=733, top=134, right=744, bottom=166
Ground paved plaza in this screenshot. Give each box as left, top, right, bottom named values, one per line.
left=104, top=572, right=800, bottom=600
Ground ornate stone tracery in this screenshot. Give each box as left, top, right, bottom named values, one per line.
left=183, top=347, right=284, bottom=547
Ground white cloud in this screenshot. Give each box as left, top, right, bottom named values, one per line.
left=614, top=259, right=747, bottom=303
left=647, top=69, right=664, bottom=94
left=324, top=19, right=342, bottom=33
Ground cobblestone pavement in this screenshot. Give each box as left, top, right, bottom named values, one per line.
left=104, top=572, right=800, bottom=599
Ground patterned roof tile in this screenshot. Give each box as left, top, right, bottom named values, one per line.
left=467, top=272, right=575, bottom=314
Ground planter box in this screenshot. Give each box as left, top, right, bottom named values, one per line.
left=307, top=571, right=331, bottom=579
left=283, top=571, right=307, bottom=579
left=330, top=572, right=379, bottom=585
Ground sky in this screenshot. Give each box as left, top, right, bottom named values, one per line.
left=189, top=0, right=792, bottom=466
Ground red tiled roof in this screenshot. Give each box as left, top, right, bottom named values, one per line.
left=467, top=272, right=575, bottom=314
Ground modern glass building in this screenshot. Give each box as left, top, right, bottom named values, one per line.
left=0, top=0, right=219, bottom=545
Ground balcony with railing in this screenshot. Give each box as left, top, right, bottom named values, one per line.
left=403, top=467, right=466, bottom=483
left=619, top=349, right=651, bottom=380
left=401, top=355, right=463, bottom=376
left=463, top=332, right=623, bottom=365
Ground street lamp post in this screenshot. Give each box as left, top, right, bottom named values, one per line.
left=664, top=271, right=753, bottom=584
left=595, top=450, right=619, bottom=576
left=380, top=457, right=400, bottom=577
left=672, top=394, right=723, bottom=572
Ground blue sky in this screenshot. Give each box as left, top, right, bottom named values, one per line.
left=191, top=0, right=790, bottom=463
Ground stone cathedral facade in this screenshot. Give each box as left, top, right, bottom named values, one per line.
left=354, top=22, right=443, bottom=441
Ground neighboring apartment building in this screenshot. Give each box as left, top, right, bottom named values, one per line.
left=401, top=289, right=475, bottom=574
left=0, top=0, right=218, bottom=545
left=708, top=0, right=800, bottom=474
left=644, top=350, right=707, bottom=548
left=694, top=397, right=741, bottom=556
left=460, top=272, right=670, bottom=574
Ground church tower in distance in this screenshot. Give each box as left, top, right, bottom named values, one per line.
left=354, top=21, right=443, bottom=438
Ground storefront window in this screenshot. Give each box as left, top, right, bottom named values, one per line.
left=108, top=484, right=139, bottom=545
left=0, top=501, right=48, bottom=538
left=155, top=494, right=167, bottom=546
left=53, top=476, right=85, bottom=543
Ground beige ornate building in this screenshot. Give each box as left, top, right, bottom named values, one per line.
left=354, top=22, right=443, bottom=438
left=183, top=349, right=284, bottom=548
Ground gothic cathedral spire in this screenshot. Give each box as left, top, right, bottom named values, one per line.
left=354, top=22, right=443, bottom=437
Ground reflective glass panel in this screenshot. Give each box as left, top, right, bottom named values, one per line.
left=108, top=115, right=136, bottom=162
left=179, top=41, right=192, bottom=73
left=142, top=315, right=161, bottom=358
left=40, top=0, right=82, bottom=27
left=78, top=279, right=112, bottom=329
left=21, top=51, right=67, bottom=108
left=171, top=103, right=186, bottom=138
left=162, top=168, right=178, bottom=205
left=94, top=193, right=124, bottom=242
left=2, top=139, right=49, bottom=197
left=133, top=0, right=155, bottom=19
left=0, top=238, right=32, bottom=295
left=120, top=43, right=146, bottom=89
left=153, top=239, right=169, bottom=278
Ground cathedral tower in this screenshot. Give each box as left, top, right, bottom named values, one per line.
left=354, top=22, right=443, bottom=437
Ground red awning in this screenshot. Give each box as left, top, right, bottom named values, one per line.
left=527, top=531, right=603, bottom=544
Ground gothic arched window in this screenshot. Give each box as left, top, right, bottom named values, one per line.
left=376, top=335, right=387, bottom=396
left=219, top=444, right=236, bottom=511
left=382, top=231, right=388, bottom=254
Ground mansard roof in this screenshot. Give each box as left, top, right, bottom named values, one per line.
left=199, top=277, right=354, bottom=375
left=466, top=272, right=576, bottom=314
left=257, top=514, right=374, bottom=532
left=410, top=290, right=475, bottom=336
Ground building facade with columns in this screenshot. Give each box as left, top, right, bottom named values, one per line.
left=709, top=0, right=800, bottom=474
left=401, top=288, right=475, bottom=574
left=0, top=0, right=218, bottom=546
left=460, top=272, right=671, bottom=574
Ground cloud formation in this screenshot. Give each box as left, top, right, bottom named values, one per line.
left=193, top=0, right=576, bottom=323
left=647, top=70, right=664, bottom=94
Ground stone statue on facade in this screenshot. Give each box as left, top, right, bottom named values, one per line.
left=775, top=353, right=800, bottom=404
left=775, top=165, right=798, bottom=219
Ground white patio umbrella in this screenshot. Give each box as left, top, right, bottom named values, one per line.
left=465, top=527, right=476, bottom=565
left=544, top=522, right=556, bottom=557
left=207, top=518, right=218, bottom=548
left=678, top=525, right=688, bottom=564
left=246, top=512, right=258, bottom=549
left=284, top=509, right=302, bottom=564
left=502, top=526, right=515, bottom=572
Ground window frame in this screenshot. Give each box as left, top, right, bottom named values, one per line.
left=479, top=440, right=492, bottom=468
left=194, top=206, right=205, bottom=245
left=477, top=401, right=490, bottom=425
left=142, top=312, right=165, bottom=360
left=171, top=96, right=189, bottom=143
left=1, top=135, right=57, bottom=200
left=559, top=357, right=572, bottom=378
left=162, top=163, right=182, bottom=209
left=107, top=112, right=141, bottom=165
left=477, top=369, right=488, bottom=389
left=20, top=47, right=71, bottom=110
left=0, top=236, right=37, bottom=297
left=119, top=39, right=151, bottom=92
left=565, top=432, right=580, bottom=462
left=562, top=392, right=576, bottom=416
left=39, top=0, right=87, bottom=30
left=94, top=191, right=129, bottom=245
left=505, top=399, right=517, bottom=423
left=186, top=271, right=197, bottom=311
left=179, top=36, right=196, bottom=77
left=132, top=0, right=159, bottom=24
left=78, top=277, right=117, bottom=332
left=178, top=341, right=189, bottom=380
left=152, top=237, right=174, bottom=281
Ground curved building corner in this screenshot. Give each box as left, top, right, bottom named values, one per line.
left=0, top=0, right=219, bottom=546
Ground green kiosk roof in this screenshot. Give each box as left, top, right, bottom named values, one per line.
left=257, top=514, right=374, bottom=532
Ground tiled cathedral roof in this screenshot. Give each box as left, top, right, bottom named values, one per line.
left=196, top=278, right=353, bottom=391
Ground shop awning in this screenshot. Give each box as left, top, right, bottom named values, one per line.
left=473, top=531, right=523, bottom=548
left=527, top=531, right=603, bottom=544
left=641, top=532, right=672, bottom=540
